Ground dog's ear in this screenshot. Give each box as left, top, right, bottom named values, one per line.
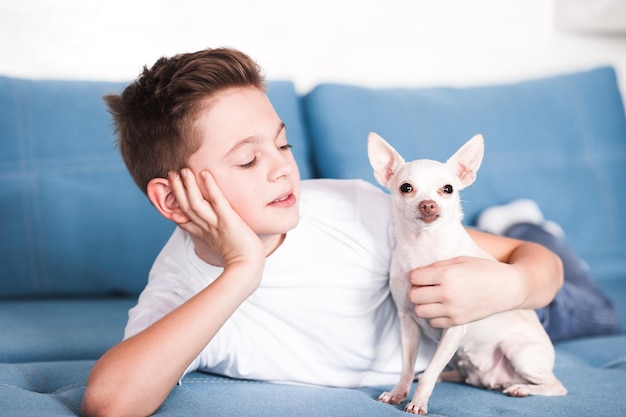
left=446, top=134, right=484, bottom=189
left=367, top=132, right=405, bottom=188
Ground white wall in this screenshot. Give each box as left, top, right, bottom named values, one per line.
left=1, top=0, right=625, bottom=95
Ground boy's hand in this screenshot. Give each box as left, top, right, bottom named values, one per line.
left=407, top=256, right=525, bottom=328
left=168, top=168, right=265, bottom=271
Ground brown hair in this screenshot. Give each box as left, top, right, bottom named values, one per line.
left=104, top=48, right=266, bottom=194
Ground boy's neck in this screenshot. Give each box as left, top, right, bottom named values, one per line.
left=265, top=233, right=286, bottom=257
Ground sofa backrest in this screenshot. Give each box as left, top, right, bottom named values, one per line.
left=3, top=68, right=625, bottom=297
left=0, top=77, right=311, bottom=298
left=303, top=67, right=626, bottom=283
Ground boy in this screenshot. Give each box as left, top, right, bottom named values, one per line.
left=82, top=48, right=566, bottom=417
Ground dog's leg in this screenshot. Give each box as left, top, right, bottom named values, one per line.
left=406, top=325, right=466, bottom=415
left=500, top=338, right=567, bottom=397
left=436, top=369, right=463, bottom=382
left=416, top=368, right=463, bottom=383
left=378, top=312, right=422, bottom=405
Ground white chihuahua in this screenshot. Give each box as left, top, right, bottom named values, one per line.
left=368, top=132, right=566, bottom=415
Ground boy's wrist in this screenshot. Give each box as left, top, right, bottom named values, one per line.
left=507, top=241, right=563, bottom=311
left=222, top=257, right=265, bottom=293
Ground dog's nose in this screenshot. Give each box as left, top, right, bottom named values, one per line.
left=419, top=200, right=439, bottom=216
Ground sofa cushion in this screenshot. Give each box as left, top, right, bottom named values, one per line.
left=0, top=77, right=310, bottom=298
left=303, top=67, right=626, bottom=283
left=0, top=361, right=90, bottom=416
left=556, top=334, right=626, bottom=370
left=0, top=77, right=172, bottom=297
left=0, top=297, right=136, bottom=363
left=1, top=357, right=626, bottom=417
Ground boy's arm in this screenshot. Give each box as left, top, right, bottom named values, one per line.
left=82, top=261, right=263, bottom=417
left=82, top=170, right=266, bottom=417
left=407, top=229, right=564, bottom=328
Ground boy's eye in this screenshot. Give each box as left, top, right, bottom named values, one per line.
left=240, top=157, right=257, bottom=169
left=442, top=184, right=453, bottom=194
left=279, top=144, right=293, bottom=151
left=399, top=183, right=413, bottom=193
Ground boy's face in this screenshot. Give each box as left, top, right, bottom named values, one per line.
left=187, top=87, right=301, bottom=239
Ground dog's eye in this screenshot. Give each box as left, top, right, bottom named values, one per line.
left=399, top=183, right=413, bottom=193
left=442, top=184, right=453, bottom=194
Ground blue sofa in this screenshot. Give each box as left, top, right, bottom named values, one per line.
left=1, top=67, right=625, bottom=416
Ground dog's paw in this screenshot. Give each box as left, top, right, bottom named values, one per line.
left=378, top=390, right=407, bottom=405
left=503, top=380, right=567, bottom=397
left=405, top=401, right=428, bottom=415
left=503, top=384, right=531, bottom=397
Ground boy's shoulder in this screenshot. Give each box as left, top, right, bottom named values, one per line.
left=300, top=178, right=386, bottom=197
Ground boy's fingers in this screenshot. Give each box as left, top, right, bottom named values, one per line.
left=413, top=302, right=439, bottom=319
left=169, top=169, right=216, bottom=227
left=198, top=170, right=228, bottom=213
left=198, top=170, right=247, bottom=229
left=413, top=300, right=461, bottom=328
left=185, top=169, right=221, bottom=225
left=409, top=256, right=471, bottom=286
left=408, top=284, right=440, bottom=305
left=409, top=265, right=442, bottom=287
left=428, top=317, right=454, bottom=329
left=167, top=170, right=189, bottom=211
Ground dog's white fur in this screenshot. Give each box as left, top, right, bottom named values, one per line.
left=368, top=132, right=566, bottom=415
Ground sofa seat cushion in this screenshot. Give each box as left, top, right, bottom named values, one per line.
left=0, top=297, right=135, bottom=363
left=556, top=334, right=626, bottom=370
left=1, top=356, right=625, bottom=417
left=0, top=360, right=90, bottom=416
left=172, top=366, right=626, bottom=417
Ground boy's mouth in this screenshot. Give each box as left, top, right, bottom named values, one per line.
left=273, top=195, right=290, bottom=203
left=269, top=192, right=296, bottom=207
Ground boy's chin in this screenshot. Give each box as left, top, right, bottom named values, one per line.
left=267, top=214, right=300, bottom=236
left=274, top=217, right=300, bottom=235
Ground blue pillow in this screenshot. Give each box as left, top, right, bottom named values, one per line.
left=0, top=77, right=171, bottom=297
left=0, top=77, right=310, bottom=297
left=303, top=67, right=626, bottom=282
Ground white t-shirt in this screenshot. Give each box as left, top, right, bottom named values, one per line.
left=124, top=179, right=434, bottom=387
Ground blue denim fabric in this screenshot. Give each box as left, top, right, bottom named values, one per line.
left=504, top=223, right=620, bottom=342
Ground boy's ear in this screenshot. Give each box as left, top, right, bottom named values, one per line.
left=146, top=177, right=190, bottom=224
left=367, top=132, right=405, bottom=189
left=446, top=134, right=485, bottom=189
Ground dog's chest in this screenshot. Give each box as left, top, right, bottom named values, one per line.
left=392, top=228, right=474, bottom=271
left=389, top=227, right=485, bottom=343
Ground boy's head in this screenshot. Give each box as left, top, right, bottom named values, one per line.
left=106, top=47, right=301, bottom=246
left=105, top=48, right=266, bottom=195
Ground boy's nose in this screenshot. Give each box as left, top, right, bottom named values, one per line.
left=268, top=152, right=294, bottom=181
